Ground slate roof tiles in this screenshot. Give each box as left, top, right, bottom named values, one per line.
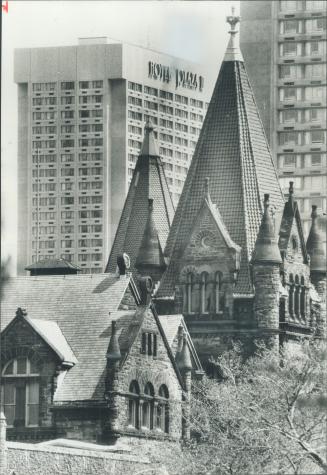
left=105, top=125, right=175, bottom=275
left=158, top=55, right=284, bottom=297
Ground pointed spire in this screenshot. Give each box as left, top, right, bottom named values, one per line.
left=287, top=181, right=295, bottom=211
left=252, top=194, right=282, bottom=264
left=306, top=205, right=326, bottom=274
left=224, top=6, right=244, bottom=62
left=177, top=335, right=192, bottom=372
left=135, top=199, right=166, bottom=271
left=140, top=118, right=159, bottom=157
left=106, top=321, right=121, bottom=362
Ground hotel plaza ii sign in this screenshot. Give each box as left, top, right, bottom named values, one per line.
left=148, top=61, right=204, bottom=92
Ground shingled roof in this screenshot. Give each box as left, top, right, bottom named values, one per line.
left=0, top=274, right=137, bottom=402
left=105, top=120, right=175, bottom=275
left=157, top=13, right=284, bottom=297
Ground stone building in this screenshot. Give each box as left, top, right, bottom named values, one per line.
left=1, top=10, right=326, bottom=448
left=0, top=259, right=202, bottom=443
left=151, top=12, right=326, bottom=370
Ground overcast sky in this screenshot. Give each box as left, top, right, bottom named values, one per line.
left=1, top=0, right=239, bottom=275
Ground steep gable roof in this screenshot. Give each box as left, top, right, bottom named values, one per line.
left=158, top=314, right=203, bottom=375
left=105, top=121, right=175, bottom=275
left=0, top=273, right=136, bottom=402
left=278, top=183, right=308, bottom=263
left=158, top=14, right=284, bottom=297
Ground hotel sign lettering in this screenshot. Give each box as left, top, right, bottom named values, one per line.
left=148, top=61, right=204, bottom=92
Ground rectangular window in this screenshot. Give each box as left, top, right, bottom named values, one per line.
left=128, top=82, right=142, bottom=92
left=159, top=90, right=173, bottom=100
left=282, top=42, right=297, bottom=56
left=311, top=131, right=324, bottom=143
left=61, top=111, right=74, bottom=119
left=128, top=110, right=143, bottom=121
left=311, top=154, right=321, bottom=166
left=144, top=86, right=158, bottom=97
left=128, top=96, right=142, bottom=107
left=61, top=168, right=74, bottom=177
left=283, top=19, right=299, bottom=33
left=61, top=211, right=74, bottom=219
left=61, top=81, right=75, bottom=90
left=61, top=197, right=74, bottom=205
left=284, top=154, right=296, bottom=167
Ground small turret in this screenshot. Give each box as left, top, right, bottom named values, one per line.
left=104, top=320, right=121, bottom=440
left=252, top=194, right=281, bottom=350
left=135, top=199, right=166, bottom=284
left=177, top=335, right=192, bottom=372
left=140, top=118, right=159, bottom=157
left=252, top=194, right=282, bottom=264
left=306, top=205, right=326, bottom=274
left=306, top=206, right=326, bottom=338
left=106, top=321, right=121, bottom=363
left=177, top=334, right=192, bottom=440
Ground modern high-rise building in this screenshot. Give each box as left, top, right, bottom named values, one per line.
left=240, top=0, right=326, bottom=238
left=14, top=38, right=212, bottom=275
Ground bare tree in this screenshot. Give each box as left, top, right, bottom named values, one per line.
left=163, top=341, right=326, bottom=475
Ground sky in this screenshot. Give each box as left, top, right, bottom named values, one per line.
left=1, top=0, right=239, bottom=275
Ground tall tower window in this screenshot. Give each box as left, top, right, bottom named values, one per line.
left=215, top=272, right=223, bottom=313
left=186, top=272, right=195, bottom=314
left=157, top=385, right=169, bottom=433
left=128, top=381, right=140, bottom=429
left=200, top=272, right=210, bottom=314
left=142, top=383, right=154, bottom=430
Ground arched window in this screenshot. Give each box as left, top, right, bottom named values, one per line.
left=142, top=383, right=154, bottom=430
left=128, top=380, right=140, bottom=429
left=215, top=272, right=223, bottom=313
left=200, top=272, right=210, bottom=314
left=157, top=384, right=169, bottom=433
left=294, top=275, right=300, bottom=317
left=2, top=357, right=39, bottom=427
left=288, top=274, right=294, bottom=317
left=300, top=276, right=306, bottom=318
left=186, top=273, right=195, bottom=314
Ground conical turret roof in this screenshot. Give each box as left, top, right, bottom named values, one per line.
left=306, top=205, right=326, bottom=274
left=105, top=121, right=175, bottom=275
left=252, top=194, right=282, bottom=264
left=158, top=11, right=284, bottom=297
left=135, top=199, right=166, bottom=270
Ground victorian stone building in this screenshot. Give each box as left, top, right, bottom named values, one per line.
left=108, top=12, right=326, bottom=372
left=1, top=12, right=326, bottom=446
left=0, top=259, right=202, bottom=442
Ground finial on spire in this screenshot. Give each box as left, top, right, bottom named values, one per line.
left=148, top=198, right=154, bottom=211
left=140, top=117, right=159, bottom=156
left=306, top=205, right=326, bottom=274
left=224, top=6, right=243, bottom=62
left=264, top=194, right=269, bottom=209
left=287, top=181, right=295, bottom=210
left=311, top=204, right=318, bottom=220
left=145, top=116, right=154, bottom=132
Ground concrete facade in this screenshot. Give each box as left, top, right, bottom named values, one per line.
left=14, top=39, right=212, bottom=275
left=240, top=0, right=327, bottom=239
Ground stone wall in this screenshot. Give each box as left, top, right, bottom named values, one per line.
left=5, top=441, right=166, bottom=475
left=111, top=306, right=183, bottom=440
left=1, top=316, right=60, bottom=438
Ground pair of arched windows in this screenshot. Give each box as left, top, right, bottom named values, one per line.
left=288, top=274, right=306, bottom=318
left=186, top=271, right=222, bottom=314
left=1, top=357, right=40, bottom=428
left=128, top=381, right=169, bottom=433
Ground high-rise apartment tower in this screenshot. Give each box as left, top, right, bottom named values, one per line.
left=240, top=0, right=326, bottom=238
left=14, top=39, right=211, bottom=274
